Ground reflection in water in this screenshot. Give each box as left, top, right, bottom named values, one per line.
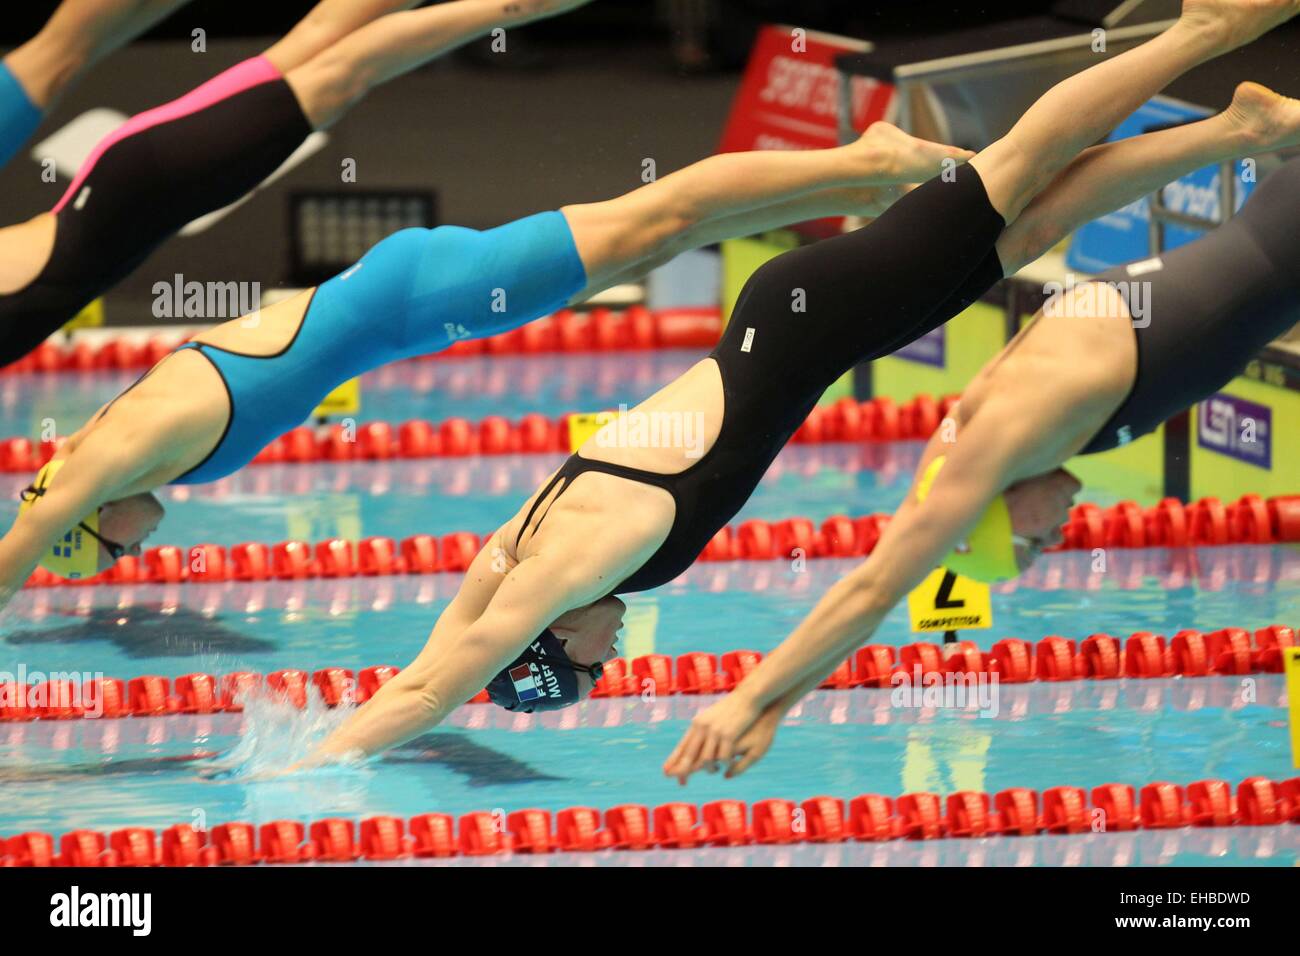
left=3, top=605, right=275, bottom=658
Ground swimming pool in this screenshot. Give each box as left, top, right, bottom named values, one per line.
left=1, top=352, right=1297, bottom=866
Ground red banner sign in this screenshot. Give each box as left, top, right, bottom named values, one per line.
left=718, top=25, right=895, bottom=237
left=720, top=25, right=894, bottom=153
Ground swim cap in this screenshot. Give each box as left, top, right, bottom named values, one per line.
left=486, top=629, right=603, bottom=713
left=16, top=460, right=103, bottom=580
left=915, top=456, right=1019, bottom=582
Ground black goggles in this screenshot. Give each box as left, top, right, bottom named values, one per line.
left=548, top=653, right=605, bottom=683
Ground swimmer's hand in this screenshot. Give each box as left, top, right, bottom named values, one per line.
left=1004, top=468, right=1082, bottom=571
left=663, top=693, right=782, bottom=784
left=197, top=749, right=361, bottom=782
left=256, top=750, right=359, bottom=779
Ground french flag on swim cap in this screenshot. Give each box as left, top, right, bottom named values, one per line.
left=510, top=664, right=543, bottom=703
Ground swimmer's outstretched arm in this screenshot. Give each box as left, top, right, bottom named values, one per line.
left=0, top=432, right=142, bottom=609
left=663, top=403, right=1087, bottom=783
left=308, top=550, right=578, bottom=761
left=303, top=520, right=642, bottom=762
left=3, top=0, right=195, bottom=110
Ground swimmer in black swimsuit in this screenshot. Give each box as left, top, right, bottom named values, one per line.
left=666, top=110, right=1300, bottom=785
left=0, top=0, right=594, bottom=366
left=302, top=0, right=1300, bottom=766
left=666, top=145, right=1300, bottom=785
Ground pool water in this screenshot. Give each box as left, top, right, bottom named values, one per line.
left=0, top=353, right=1296, bottom=865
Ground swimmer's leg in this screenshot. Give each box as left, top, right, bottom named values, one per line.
left=970, top=0, right=1299, bottom=222
left=562, top=126, right=971, bottom=299
left=262, top=1, right=427, bottom=75
left=2, top=1, right=192, bottom=112
left=50, top=57, right=311, bottom=223
left=581, top=185, right=913, bottom=295
left=995, top=82, right=1300, bottom=272
left=1, top=1, right=192, bottom=168
left=285, top=0, right=595, bottom=129
left=832, top=83, right=1300, bottom=352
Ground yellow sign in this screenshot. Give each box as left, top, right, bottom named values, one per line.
left=620, top=600, right=660, bottom=661
left=288, top=494, right=362, bottom=544
left=313, top=377, right=361, bottom=418
left=61, top=298, right=105, bottom=333
left=907, top=567, right=992, bottom=632
left=902, top=729, right=991, bottom=795
left=1285, top=647, right=1300, bottom=769
left=566, top=411, right=616, bottom=452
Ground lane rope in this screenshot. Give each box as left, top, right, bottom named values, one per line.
left=1, top=307, right=723, bottom=378
left=2, top=624, right=1292, bottom=722
left=4, top=776, right=1297, bottom=865
left=0, top=392, right=952, bottom=472
left=17, top=493, right=1300, bottom=590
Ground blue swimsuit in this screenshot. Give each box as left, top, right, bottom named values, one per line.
left=169, top=210, right=586, bottom=484
left=0, top=59, right=41, bottom=171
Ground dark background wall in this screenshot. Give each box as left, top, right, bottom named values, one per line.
left=1, top=2, right=1296, bottom=323
left=1, top=3, right=1070, bottom=50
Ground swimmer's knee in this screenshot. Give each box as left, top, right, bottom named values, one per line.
left=995, top=215, right=1060, bottom=275
left=287, top=53, right=372, bottom=128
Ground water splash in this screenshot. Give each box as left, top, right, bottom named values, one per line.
left=205, top=685, right=362, bottom=781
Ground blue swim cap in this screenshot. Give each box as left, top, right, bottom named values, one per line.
left=486, top=629, right=604, bottom=713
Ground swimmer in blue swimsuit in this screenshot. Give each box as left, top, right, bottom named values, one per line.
left=0, top=82, right=975, bottom=599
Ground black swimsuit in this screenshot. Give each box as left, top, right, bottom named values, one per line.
left=518, top=165, right=1008, bottom=593
left=1080, top=156, right=1300, bottom=453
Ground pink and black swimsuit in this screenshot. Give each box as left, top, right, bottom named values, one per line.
left=0, top=56, right=312, bottom=366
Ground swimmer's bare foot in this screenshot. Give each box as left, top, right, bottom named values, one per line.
left=1179, top=0, right=1300, bottom=54
left=850, top=121, right=976, bottom=184
left=1225, top=81, right=1300, bottom=151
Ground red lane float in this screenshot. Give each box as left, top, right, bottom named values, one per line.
left=19, top=492, right=1299, bottom=592
left=1, top=307, right=720, bottom=380
left=0, top=392, right=958, bottom=473
left=3, top=624, right=1292, bottom=724
left=5, top=775, right=1294, bottom=865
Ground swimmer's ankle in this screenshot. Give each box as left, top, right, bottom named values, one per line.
left=1177, top=0, right=1300, bottom=58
